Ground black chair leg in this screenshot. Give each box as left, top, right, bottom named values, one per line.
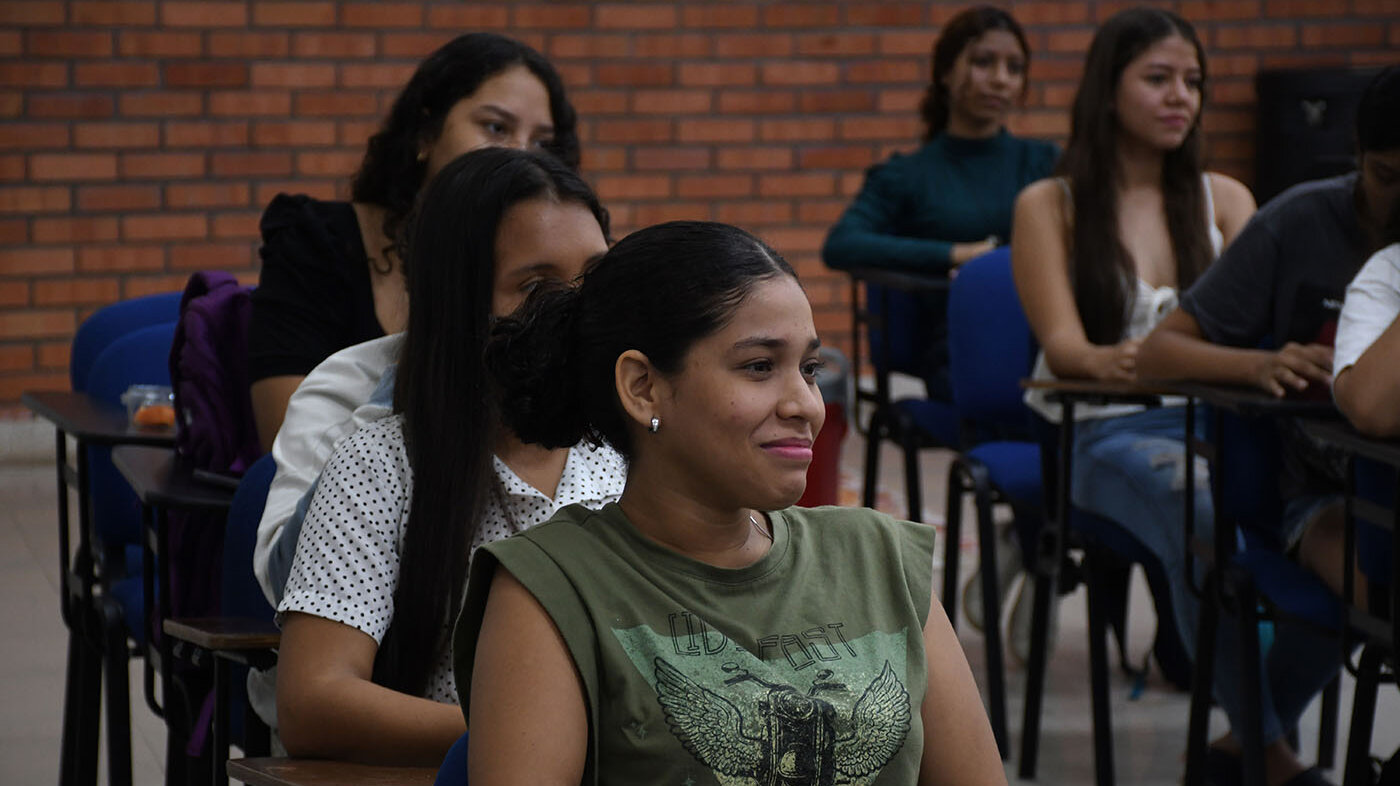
left=942, top=463, right=965, bottom=629
left=1084, top=546, right=1117, bottom=786
left=970, top=464, right=1009, bottom=759
left=1018, top=534, right=1057, bottom=779
left=1185, top=569, right=1222, bottom=786
left=101, top=599, right=133, bottom=786
left=1317, top=675, right=1339, bottom=770
left=899, top=419, right=923, bottom=523
left=1232, top=571, right=1266, bottom=786
left=862, top=410, right=884, bottom=509
left=1342, top=647, right=1382, bottom=786
left=60, top=622, right=102, bottom=786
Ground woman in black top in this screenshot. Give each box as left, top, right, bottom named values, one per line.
left=249, top=32, right=581, bottom=450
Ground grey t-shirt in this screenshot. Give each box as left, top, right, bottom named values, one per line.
left=1178, top=173, right=1367, bottom=504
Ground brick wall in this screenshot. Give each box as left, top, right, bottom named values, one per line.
left=2, top=0, right=1397, bottom=413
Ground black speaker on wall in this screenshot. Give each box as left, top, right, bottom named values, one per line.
left=1254, top=67, right=1380, bottom=206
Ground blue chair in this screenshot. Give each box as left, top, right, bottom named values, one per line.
left=940, top=247, right=1039, bottom=757
left=70, top=291, right=181, bottom=393
left=434, top=731, right=470, bottom=785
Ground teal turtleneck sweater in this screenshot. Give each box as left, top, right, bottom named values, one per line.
left=822, top=129, right=1059, bottom=273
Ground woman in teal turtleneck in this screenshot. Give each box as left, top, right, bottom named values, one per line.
left=822, top=5, right=1058, bottom=403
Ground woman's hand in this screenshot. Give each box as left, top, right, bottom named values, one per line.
left=950, top=236, right=999, bottom=267
left=1250, top=342, right=1333, bottom=397
left=1088, top=338, right=1142, bottom=382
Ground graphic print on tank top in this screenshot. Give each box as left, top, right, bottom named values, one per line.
left=614, top=621, right=913, bottom=786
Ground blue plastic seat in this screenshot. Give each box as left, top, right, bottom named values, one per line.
left=434, top=731, right=470, bottom=785
left=70, top=291, right=181, bottom=393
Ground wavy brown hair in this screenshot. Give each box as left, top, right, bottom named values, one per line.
left=919, top=6, right=1030, bottom=140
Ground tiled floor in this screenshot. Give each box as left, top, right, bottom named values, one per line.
left=1, top=410, right=1397, bottom=784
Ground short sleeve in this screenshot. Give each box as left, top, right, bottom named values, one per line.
left=248, top=194, right=382, bottom=381
left=1335, top=244, right=1400, bottom=375
left=278, top=416, right=412, bottom=644
left=1178, top=209, right=1280, bottom=347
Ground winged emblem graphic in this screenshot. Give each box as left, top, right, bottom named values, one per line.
left=653, top=657, right=911, bottom=786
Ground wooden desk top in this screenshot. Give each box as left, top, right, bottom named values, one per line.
left=1300, top=419, right=1400, bottom=469
left=22, top=389, right=175, bottom=447
left=227, top=758, right=437, bottom=786
left=111, top=445, right=236, bottom=511
left=164, top=617, right=280, bottom=651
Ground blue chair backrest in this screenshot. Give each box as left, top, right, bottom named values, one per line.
left=1354, top=456, right=1395, bottom=586
left=948, top=247, right=1035, bottom=426
left=222, top=453, right=277, bottom=622
left=85, top=322, right=177, bottom=550
left=434, top=731, right=469, bottom=786
left=1212, top=409, right=1287, bottom=545
left=865, top=284, right=938, bottom=379
left=71, top=291, right=182, bottom=392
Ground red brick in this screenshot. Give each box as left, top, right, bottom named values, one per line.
left=294, top=91, right=378, bottom=117
left=209, top=91, right=292, bottom=117
left=340, top=64, right=417, bottom=89
left=0, top=123, right=69, bottom=150
left=165, top=120, right=249, bottom=148
left=210, top=152, right=292, bottom=177
left=71, top=1, right=157, bottom=24
left=1007, top=112, right=1071, bottom=138
left=596, top=63, right=674, bottom=88
left=633, top=147, right=712, bottom=171
left=162, top=1, right=247, bottom=27
left=337, top=120, right=379, bottom=147
left=760, top=227, right=826, bottom=254
left=1265, top=0, right=1340, bottom=15
left=763, top=4, right=840, bottom=26
left=212, top=211, right=261, bottom=240
left=252, top=2, right=335, bottom=26
left=27, top=31, right=113, bottom=58
left=252, top=120, right=337, bottom=147
left=759, top=173, right=835, bottom=198
left=342, top=2, right=423, bottom=27
left=77, top=245, right=165, bottom=272
left=1046, top=29, right=1097, bottom=54
left=634, top=34, right=711, bottom=58
left=165, top=62, right=249, bottom=89
left=293, top=32, right=377, bottom=58
left=255, top=180, right=339, bottom=205
left=0, top=219, right=26, bottom=244
left=718, top=90, right=797, bottom=114
left=73, top=62, right=159, bottom=88
left=119, top=31, right=203, bottom=58
left=595, top=4, right=676, bottom=29
left=0, top=2, right=66, bottom=25
left=76, top=184, right=160, bottom=211
left=120, top=153, right=205, bottom=179
left=1301, top=25, right=1386, bottom=47
left=716, top=201, right=794, bottom=226
left=630, top=90, right=710, bottom=115
left=878, top=31, right=935, bottom=56
left=682, top=5, right=759, bottom=28
left=840, top=117, right=919, bottom=141
left=1259, top=52, right=1350, bottom=70
left=1351, top=51, right=1400, bottom=67
left=0, top=248, right=72, bottom=275
left=801, top=90, right=876, bottom=114
left=760, top=118, right=837, bottom=142
left=580, top=147, right=626, bottom=171
left=800, top=146, right=876, bottom=170
left=0, top=345, right=33, bottom=372
left=0, top=156, right=21, bottom=181
left=847, top=60, right=922, bottom=84
left=34, top=278, right=121, bottom=307
left=208, top=32, right=290, bottom=58
left=572, top=90, right=628, bottom=115
left=36, top=342, right=68, bottom=370
left=715, top=34, right=794, bottom=58
left=1202, top=109, right=1256, bottom=134
left=1214, top=25, right=1298, bottom=49
left=677, top=174, right=753, bottom=199
left=0, top=311, right=74, bottom=340
left=877, top=88, right=923, bottom=114
left=1354, top=0, right=1397, bottom=13
left=676, top=119, right=756, bottom=144
left=0, top=63, right=67, bottom=88
left=632, top=202, right=710, bottom=225
left=549, top=34, right=631, bottom=58
left=799, top=200, right=848, bottom=224
left=844, top=3, right=924, bottom=25
left=31, top=154, right=118, bottom=182
left=797, top=33, right=877, bottom=57
left=0, top=31, right=19, bottom=56
left=594, top=119, right=674, bottom=144
left=379, top=33, right=450, bottom=58
left=166, top=182, right=251, bottom=209
left=123, top=214, right=208, bottom=241
left=678, top=63, right=756, bottom=88
left=513, top=4, right=592, bottom=28
left=295, top=151, right=360, bottom=176
left=427, top=5, right=509, bottom=28
left=1181, top=0, right=1261, bottom=20
left=249, top=63, right=334, bottom=89
left=0, top=187, right=69, bottom=214
left=171, top=242, right=253, bottom=271
left=124, top=275, right=195, bottom=299
left=32, top=217, right=120, bottom=244
left=593, top=174, right=672, bottom=200
left=1210, top=80, right=1255, bottom=105
left=120, top=92, right=203, bottom=117
left=717, top=147, right=795, bottom=171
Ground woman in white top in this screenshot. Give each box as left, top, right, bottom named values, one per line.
left=1010, top=8, right=1315, bottom=786
left=274, top=147, right=625, bottom=766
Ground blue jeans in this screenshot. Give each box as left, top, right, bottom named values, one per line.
left=1072, top=406, right=1340, bottom=746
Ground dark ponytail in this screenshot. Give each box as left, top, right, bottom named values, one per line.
left=486, top=283, right=591, bottom=450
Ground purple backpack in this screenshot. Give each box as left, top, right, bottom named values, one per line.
left=168, top=270, right=261, bottom=476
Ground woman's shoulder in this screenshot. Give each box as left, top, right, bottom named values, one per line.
left=1014, top=177, right=1068, bottom=212
left=1205, top=172, right=1255, bottom=212
left=780, top=506, right=936, bottom=551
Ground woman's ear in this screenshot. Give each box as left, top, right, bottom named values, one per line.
left=615, top=349, right=664, bottom=430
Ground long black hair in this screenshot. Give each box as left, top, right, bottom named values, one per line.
left=374, top=147, right=607, bottom=696
left=1058, top=7, right=1212, bottom=345
left=350, top=32, right=580, bottom=268
left=488, top=221, right=796, bottom=459
left=919, top=5, right=1030, bottom=140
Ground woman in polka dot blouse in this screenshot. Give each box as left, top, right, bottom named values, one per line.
left=273, top=148, right=626, bottom=766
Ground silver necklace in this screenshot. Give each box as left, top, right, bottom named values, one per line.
left=748, top=512, right=773, bottom=542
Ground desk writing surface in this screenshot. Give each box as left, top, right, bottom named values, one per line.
left=1021, top=378, right=1177, bottom=397
left=111, top=445, right=236, bottom=511
left=1299, top=420, right=1400, bottom=468
left=1163, top=381, right=1339, bottom=418
left=22, top=390, right=175, bottom=447
left=226, top=758, right=436, bottom=786
left=847, top=266, right=950, bottom=292
left=164, top=617, right=280, bottom=651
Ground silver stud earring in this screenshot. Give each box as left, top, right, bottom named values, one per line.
left=649, top=416, right=660, bottom=433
